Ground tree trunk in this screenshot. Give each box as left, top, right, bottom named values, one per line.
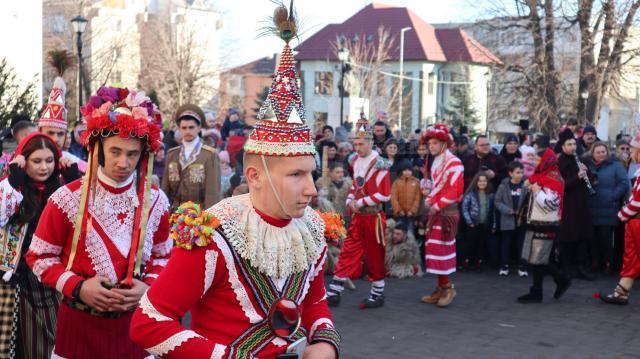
left=577, top=0, right=595, bottom=125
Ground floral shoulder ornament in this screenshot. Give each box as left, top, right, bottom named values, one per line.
left=170, top=201, right=220, bottom=250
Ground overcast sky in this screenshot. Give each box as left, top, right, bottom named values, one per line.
left=217, top=0, right=483, bottom=69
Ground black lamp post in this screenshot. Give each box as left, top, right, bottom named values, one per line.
left=71, top=15, right=88, bottom=120
left=337, top=47, right=349, bottom=126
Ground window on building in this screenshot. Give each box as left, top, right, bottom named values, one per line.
left=314, top=72, right=333, bottom=95
left=49, top=15, right=66, bottom=34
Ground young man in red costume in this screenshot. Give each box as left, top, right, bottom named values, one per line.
left=25, top=87, right=171, bottom=358
left=600, top=130, right=640, bottom=305
left=129, top=4, right=340, bottom=357
left=326, top=118, right=392, bottom=309
left=419, top=124, right=464, bottom=307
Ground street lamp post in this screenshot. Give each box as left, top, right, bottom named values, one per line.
left=71, top=15, right=88, bottom=121
left=580, top=90, right=589, bottom=124
left=398, top=26, right=412, bottom=134
left=337, top=47, right=349, bottom=127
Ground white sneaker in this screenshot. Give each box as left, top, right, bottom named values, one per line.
left=518, top=269, right=528, bottom=277
left=499, top=266, right=509, bottom=276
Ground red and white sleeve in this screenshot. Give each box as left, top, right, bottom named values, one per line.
left=620, top=182, right=640, bottom=221
left=301, top=247, right=341, bottom=356
left=355, top=169, right=391, bottom=208
left=130, top=244, right=226, bottom=358
left=26, top=197, right=83, bottom=298
left=143, top=209, right=172, bottom=286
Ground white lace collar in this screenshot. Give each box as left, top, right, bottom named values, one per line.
left=206, top=194, right=326, bottom=278
left=97, top=167, right=135, bottom=189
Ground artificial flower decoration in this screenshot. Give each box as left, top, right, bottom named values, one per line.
left=170, top=201, right=221, bottom=250
left=316, top=210, right=346, bottom=246
left=80, top=85, right=162, bottom=154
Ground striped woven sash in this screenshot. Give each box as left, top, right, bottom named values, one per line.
left=223, top=235, right=311, bottom=358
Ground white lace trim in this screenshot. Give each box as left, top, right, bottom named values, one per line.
left=300, top=245, right=327, bottom=303
left=144, top=190, right=170, bottom=263
left=206, top=194, right=325, bottom=278
left=203, top=250, right=217, bottom=297
left=0, top=178, right=22, bottom=227
left=140, top=291, right=172, bottom=322
left=211, top=343, right=226, bottom=359
left=49, top=186, right=78, bottom=223
left=55, top=271, right=75, bottom=292
left=32, top=257, right=61, bottom=280
left=145, top=330, right=202, bottom=356
left=90, top=181, right=139, bottom=257
left=152, top=258, right=169, bottom=267
left=84, top=230, right=118, bottom=283
left=151, top=238, right=173, bottom=257
left=211, top=232, right=262, bottom=323
left=29, top=235, right=63, bottom=255
left=49, top=181, right=168, bottom=282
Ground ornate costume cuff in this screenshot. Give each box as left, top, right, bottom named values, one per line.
left=310, top=327, right=341, bottom=357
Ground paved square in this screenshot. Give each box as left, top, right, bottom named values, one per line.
left=329, top=272, right=640, bottom=358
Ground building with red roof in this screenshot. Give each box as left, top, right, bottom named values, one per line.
left=294, top=3, right=502, bottom=133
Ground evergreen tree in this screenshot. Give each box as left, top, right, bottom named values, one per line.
left=253, top=86, right=270, bottom=118
left=0, top=58, right=39, bottom=129
left=444, top=85, right=480, bottom=136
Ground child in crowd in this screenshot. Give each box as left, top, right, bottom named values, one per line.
left=385, top=220, right=423, bottom=279
left=461, top=171, right=495, bottom=271
left=494, top=161, right=529, bottom=277
left=520, top=146, right=536, bottom=179
left=391, top=161, right=422, bottom=233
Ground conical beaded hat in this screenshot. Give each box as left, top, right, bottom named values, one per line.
left=243, top=44, right=315, bottom=157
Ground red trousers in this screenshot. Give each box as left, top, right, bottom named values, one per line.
left=621, top=219, right=640, bottom=278
left=334, top=212, right=386, bottom=281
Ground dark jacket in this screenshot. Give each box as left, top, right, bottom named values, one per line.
left=220, top=118, right=244, bottom=141
left=586, top=156, right=629, bottom=226
left=557, top=153, right=593, bottom=243
left=499, top=147, right=521, bottom=166
left=462, top=151, right=508, bottom=190
left=494, top=177, right=529, bottom=231
left=462, top=191, right=495, bottom=228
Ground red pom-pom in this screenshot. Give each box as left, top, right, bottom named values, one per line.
left=592, top=292, right=600, bottom=299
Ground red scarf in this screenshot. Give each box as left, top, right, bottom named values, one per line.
left=528, top=148, right=564, bottom=199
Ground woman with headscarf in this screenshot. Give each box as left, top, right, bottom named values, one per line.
left=0, top=133, right=76, bottom=358
left=517, top=143, right=572, bottom=303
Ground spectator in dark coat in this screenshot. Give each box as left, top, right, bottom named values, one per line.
left=500, top=134, right=521, bottom=165
left=462, top=135, right=508, bottom=190
left=556, top=129, right=595, bottom=280
left=579, top=125, right=600, bottom=153
left=585, top=142, right=629, bottom=273
left=373, top=120, right=393, bottom=153
left=220, top=108, right=244, bottom=141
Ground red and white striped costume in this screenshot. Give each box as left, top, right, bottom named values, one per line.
left=617, top=168, right=640, bottom=279
left=334, top=152, right=390, bottom=281
left=424, top=149, right=464, bottom=275
left=25, top=169, right=171, bottom=359
left=129, top=194, right=340, bottom=358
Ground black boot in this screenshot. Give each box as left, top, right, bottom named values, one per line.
left=359, top=295, right=385, bottom=309
left=553, top=275, right=571, bottom=300
left=326, top=294, right=341, bottom=307
left=517, top=286, right=543, bottom=303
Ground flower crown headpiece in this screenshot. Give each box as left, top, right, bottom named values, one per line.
left=80, top=86, right=162, bottom=154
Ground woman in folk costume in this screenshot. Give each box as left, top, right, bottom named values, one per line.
left=517, top=139, right=571, bottom=303
left=0, top=133, right=77, bottom=358
left=130, top=2, right=340, bottom=358
left=600, top=131, right=640, bottom=305
left=25, top=86, right=171, bottom=358
left=419, top=124, right=464, bottom=307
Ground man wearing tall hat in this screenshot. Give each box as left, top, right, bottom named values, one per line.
left=130, top=3, right=340, bottom=357
left=419, top=124, right=464, bottom=307
left=25, top=86, right=172, bottom=358
left=37, top=76, right=87, bottom=172
left=162, top=104, right=221, bottom=211
left=325, top=118, right=392, bottom=309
